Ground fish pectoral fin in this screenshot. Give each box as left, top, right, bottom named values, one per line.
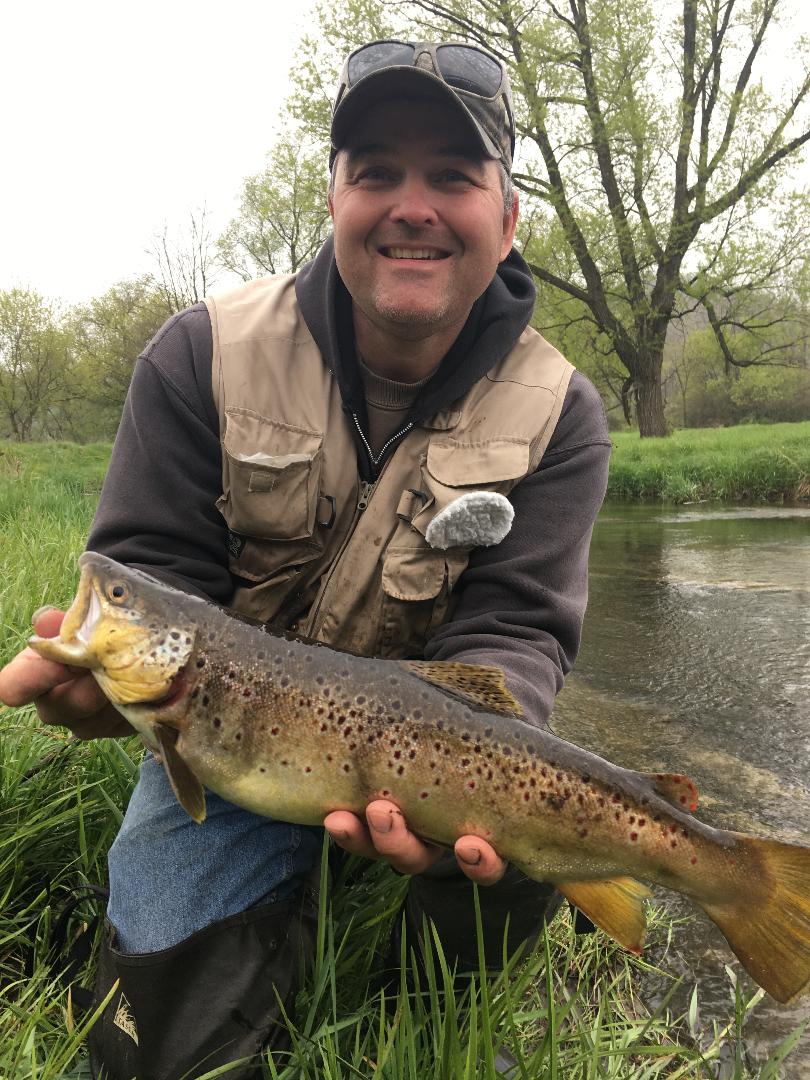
left=400, top=660, right=523, bottom=717
left=642, top=772, right=699, bottom=813
left=153, top=723, right=207, bottom=824
left=557, top=877, right=651, bottom=954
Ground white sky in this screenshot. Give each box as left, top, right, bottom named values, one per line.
left=1, top=0, right=808, bottom=308
left=0, top=0, right=320, bottom=305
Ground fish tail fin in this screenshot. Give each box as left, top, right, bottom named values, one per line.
left=701, top=834, right=810, bottom=1004
left=557, top=876, right=651, bottom=954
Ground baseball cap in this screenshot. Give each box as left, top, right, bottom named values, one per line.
left=330, top=40, right=515, bottom=170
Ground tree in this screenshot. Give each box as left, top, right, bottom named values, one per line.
left=218, top=134, right=332, bottom=280
left=287, top=0, right=810, bottom=435
left=0, top=289, right=75, bottom=441
left=69, top=278, right=171, bottom=440
left=148, top=205, right=219, bottom=314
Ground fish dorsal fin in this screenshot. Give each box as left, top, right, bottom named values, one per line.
left=154, top=723, right=207, bottom=824
left=557, top=877, right=651, bottom=954
left=643, top=772, right=699, bottom=813
left=399, top=661, right=523, bottom=717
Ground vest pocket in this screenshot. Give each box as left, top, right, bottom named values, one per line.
left=379, top=547, right=468, bottom=658
left=219, top=408, right=323, bottom=541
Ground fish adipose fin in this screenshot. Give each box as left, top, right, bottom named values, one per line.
left=557, top=877, right=651, bottom=954
left=643, top=772, right=699, bottom=813
left=400, top=661, right=523, bottom=717
left=154, top=723, right=207, bottom=824
left=701, top=834, right=810, bottom=1004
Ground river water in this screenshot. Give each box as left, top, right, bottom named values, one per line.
left=552, top=503, right=810, bottom=1075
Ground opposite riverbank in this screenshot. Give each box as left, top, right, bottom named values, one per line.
left=2, top=420, right=810, bottom=505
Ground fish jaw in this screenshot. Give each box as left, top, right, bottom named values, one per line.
left=28, top=553, right=198, bottom=708
left=28, top=568, right=99, bottom=668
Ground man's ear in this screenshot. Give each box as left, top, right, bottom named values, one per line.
left=500, top=190, right=519, bottom=262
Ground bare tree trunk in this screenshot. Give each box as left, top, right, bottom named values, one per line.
left=635, top=372, right=668, bottom=437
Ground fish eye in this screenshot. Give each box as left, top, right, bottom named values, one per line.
left=107, top=581, right=130, bottom=603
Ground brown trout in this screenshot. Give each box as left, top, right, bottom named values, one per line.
left=29, top=552, right=810, bottom=1004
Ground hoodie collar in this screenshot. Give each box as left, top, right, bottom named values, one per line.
left=295, top=234, right=536, bottom=425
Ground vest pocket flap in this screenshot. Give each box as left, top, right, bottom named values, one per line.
left=220, top=409, right=323, bottom=541
left=426, top=438, right=530, bottom=486
left=382, top=547, right=446, bottom=601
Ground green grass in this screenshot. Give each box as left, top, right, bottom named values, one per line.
left=0, top=440, right=806, bottom=1076
left=608, top=422, right=810, bottom=503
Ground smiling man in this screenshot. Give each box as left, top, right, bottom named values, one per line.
left=0, top=39, right=611, bottom=1080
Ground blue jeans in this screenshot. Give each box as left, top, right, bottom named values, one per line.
left=107, top=754, right=323, bottom=953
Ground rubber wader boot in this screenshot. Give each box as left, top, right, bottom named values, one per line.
left=403, top=852, right=563, bottom=976
left=88, top=891, right=317, bottom=1080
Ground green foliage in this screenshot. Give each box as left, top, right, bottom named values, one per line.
left=218, top=134, right=332, bottom=279
left=0, top=290, right=76, bottom=442
left=608, top=422, right=810, bottom=502
left=68, top=279, right=171, bottom=442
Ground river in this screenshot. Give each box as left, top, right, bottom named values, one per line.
left=552, top=503, right=810, bottom=1076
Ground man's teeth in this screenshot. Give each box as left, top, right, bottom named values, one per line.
left=384, top=247, right=445, bottom=260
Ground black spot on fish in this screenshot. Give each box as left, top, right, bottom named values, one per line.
left=391, top=700, right=401, bottom=711
left=213, top=717, right=221, bottom=728
left=170, top=631, right=180, bottom=640
left=256, top=651, right=265, bottom=660
left=357, top=695, right=366, bottom=705
left=202, top=695, right=209, bottom=707
left=397, top=765, right=405, bottom=775
left=235, top=733, right=242, bottom=741
left=196, top=658, right=206, bottom=668
left=413, top=709, right=422, bottom=720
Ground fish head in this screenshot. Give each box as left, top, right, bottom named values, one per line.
left=28, top=552, right=198, bottom=711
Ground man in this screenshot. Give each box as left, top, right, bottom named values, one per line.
left=0, top=39, right=611, bottom=1078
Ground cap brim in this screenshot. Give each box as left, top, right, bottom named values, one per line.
left=330, top=67, right=501, bottom=164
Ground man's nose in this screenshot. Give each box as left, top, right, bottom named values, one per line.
left=388, top=176, right=438, bottom=227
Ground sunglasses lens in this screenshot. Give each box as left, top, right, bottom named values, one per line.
left=435, top=45, right=503, bottom=97
left=348, top=41, right=415, bottom=83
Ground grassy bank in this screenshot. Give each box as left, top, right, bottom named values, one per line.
left=4, top=421, right=810, bottom=510
left=0, top=443, right=804, bottom=1076
left=608, top=423, right=810, bottom=503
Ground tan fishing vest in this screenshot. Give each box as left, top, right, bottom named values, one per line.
left=205, top=273, right=573, bottom=659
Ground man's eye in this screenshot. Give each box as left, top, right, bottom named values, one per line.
left=359, top=167, right=393, bottom=182
left=436, top=170, right=472, bottom=184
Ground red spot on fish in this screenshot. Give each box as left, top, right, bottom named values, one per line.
left=629, top=815, right=635, bottom=824
left=612, top=793, right=621, bottom=803
left=326, top=754, right=332, bottom=762
left=524, top=792, right=530, bottom=801
left=305, top=766, right=312, bottom=773
left=344, top=726, right=352, bottom=735
left=468, top=781, right=476, bottom=790
left=462, top=758, right=470, bottom=767
left=421, top=792, right=429, bottom=799
left=671, top=840, right=677, bottom=848
left=343, top=764, right=350, bottom=772
left=670, top=824, right=678, bottom=833
left=638, top=818, right=646, bottom=827
left=271, top=727, right=279, bottom=736
left=691, top=856, right=698, bottom=864
left=690, top=802, right=698, bottom=811
left=434, top=778, right=441, bottom=785
left=320, top=724, right=328, bottom=732
left=680, top=795, right=687, bottom=804
left=539, top=792, right=546, bottom=800
left=394, top=751, right=401, bottom=760
left=397, top=766, right=405, bottom=775
left=630, top=832, right=638, bottom=841
left=579, top=828, right=588, bottom=838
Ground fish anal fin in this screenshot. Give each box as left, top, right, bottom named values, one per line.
left=400, top=661, right=523, bottom=717
left=154, top=723, right=207, bottom=824
left=557, top=877, right=651, bottom=954
left=643, top=772, right=699, bottom=813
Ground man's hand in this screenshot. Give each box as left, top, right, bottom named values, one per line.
left=0, top=608, right=133, bottom=739
left=324, top=800, right=507, bottom=884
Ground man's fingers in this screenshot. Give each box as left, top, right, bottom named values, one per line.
left=35, top=674, right=111, bottom=727
left=32, top=607, right=66, bottom=638
left=454, top=836, right=508, bottom=886
left=324, top=809, right=380, bottom=861
left=364, top=800, right=443, bottom=876
left=325, top=801, right=444, bottom=875
left=0, top=648, right=76, bottom=707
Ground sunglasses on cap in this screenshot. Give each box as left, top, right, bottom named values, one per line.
left=345, top=40, right=508, bottom=99
left=332, top=39, right=515, bottom=167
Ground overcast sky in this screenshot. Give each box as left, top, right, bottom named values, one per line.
left=1, top=0, right=808, bottom=308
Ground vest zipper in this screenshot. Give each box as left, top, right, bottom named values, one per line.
left=302, top=415, right=413, bottom=640
left=351, top=413, right=414, bottom=476
left=302, top=463, right=390, bottom=640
